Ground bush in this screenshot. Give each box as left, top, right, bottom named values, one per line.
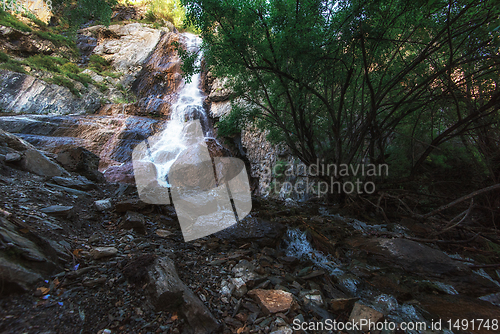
left=60, top=62, right=80, bottom=74
left=0, top=52, right=10, bottom=63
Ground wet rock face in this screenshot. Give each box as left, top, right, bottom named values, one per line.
left=0, top=70, right=102, bottom=115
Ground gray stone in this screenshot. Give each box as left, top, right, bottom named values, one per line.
left=45, top=183, right=90, bottom=197
left=21, top=149, right=68, bottom=177
left=346, top=237, right=470, bottom=276
left=55, top=147, right=104, bottom=183
left=90, top=247, right=118, bottom=259
left=94, top=199, right=113, bottom=211
left=5, top=152, right=21, bottom=162
left=147, top=256, right=220, bottom=334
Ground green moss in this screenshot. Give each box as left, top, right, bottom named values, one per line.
left=0, top=9, right=31, bottom=32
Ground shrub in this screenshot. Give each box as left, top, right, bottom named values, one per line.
left=60, top=62, right=80, bottom=74
left=88, top=54, right=111, bottom=72
left=26, top=55, right=66, bottom=73
left=0, top=52, right=10, bottom=62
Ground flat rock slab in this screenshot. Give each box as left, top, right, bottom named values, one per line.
left=51, top=176, right=95, bottom=190
left=346, top=237, right=470, bottom=276
left=248, top=289, right=293, bottom=314
left=147, top=256, right=220, bottom=334
left=40, top=205, right=73, bottom=216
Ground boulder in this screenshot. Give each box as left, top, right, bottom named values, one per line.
left=215, top=217, right=286, bottom=245
left=56, top=147, right=105, bottom=182
left=146, top=256, right=220, bottom=334
left=21, top=149, right=68, bottom=177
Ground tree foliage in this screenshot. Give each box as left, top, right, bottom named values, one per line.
left=181, top=0, right=500, bottom=184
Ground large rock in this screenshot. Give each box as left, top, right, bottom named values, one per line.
left=21, top=149, right=68, bottom=177
left=346, top=237, right=470, bottom=276
left=56, top=147, right=104, bottom=182
left=147, top=256, right=220, bottom=334
left=0, top=217, right=59, bottom=294
left=0, top=70, right=102, bottom=115
left=0, top=128, right=33, bottom=151
left=81, top=23, right=162, bottom=74
left=215, top=217, right=286, bottom=245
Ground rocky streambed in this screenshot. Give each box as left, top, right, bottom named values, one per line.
left=0, top=128, right=499, bottom=334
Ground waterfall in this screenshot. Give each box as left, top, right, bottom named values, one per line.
left=139, top=33, right=211, bottom=187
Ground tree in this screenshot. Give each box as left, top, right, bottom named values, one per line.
left=181, top=0, right=500, bottom=193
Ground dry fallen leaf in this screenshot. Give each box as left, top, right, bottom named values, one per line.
left=72, top=249, right=83, bottom=257
left=37, top=287, right=49, bottom=295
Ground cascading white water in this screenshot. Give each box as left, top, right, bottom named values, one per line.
left=146, top=33, right=210, bottom=187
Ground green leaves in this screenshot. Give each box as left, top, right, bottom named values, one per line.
left=183, top=0, right=500, bottom=178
